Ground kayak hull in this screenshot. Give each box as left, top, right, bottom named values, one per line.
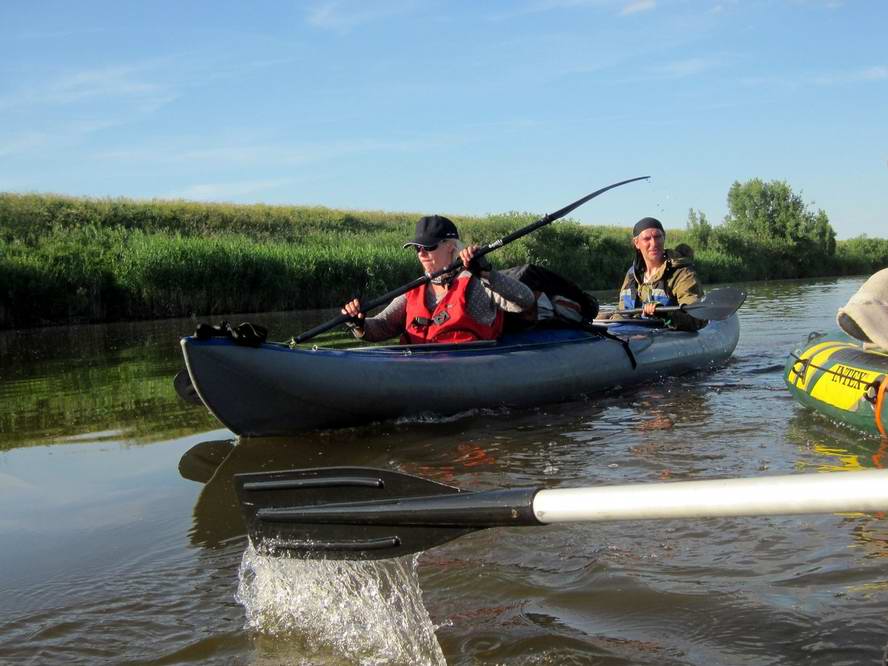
left=182, top=316, right=740, bottom=437
left=784, top=333, right=888, bottom=437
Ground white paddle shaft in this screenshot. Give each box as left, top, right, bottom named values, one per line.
left=532, top=469, right=888, bottom=524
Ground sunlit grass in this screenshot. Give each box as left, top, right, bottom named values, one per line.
left=1, top=192, right=886, bottom=329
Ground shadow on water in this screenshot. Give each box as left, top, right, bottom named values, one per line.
left=178, top=433, right=450, bottom=664
left=179, top=419, right=511, bottom=548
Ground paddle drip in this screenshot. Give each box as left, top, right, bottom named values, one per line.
left=235, top=544, right=445, bottom=665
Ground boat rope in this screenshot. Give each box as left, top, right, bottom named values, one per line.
left=791, top=352, right=888, bottom=436
left=788, top=351, right=874, bottom=384
left=585, top=322, right=637, bottom=369
left=876, top=378, right=888, bottom=439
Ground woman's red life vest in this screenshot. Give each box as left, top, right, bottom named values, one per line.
left=402, top=275, right=504, bottom=344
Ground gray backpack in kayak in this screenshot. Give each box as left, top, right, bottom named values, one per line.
left=500, top=264, right=598, bottom=332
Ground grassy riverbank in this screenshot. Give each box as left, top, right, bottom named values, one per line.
left=2, top=192, right=886, bottom=329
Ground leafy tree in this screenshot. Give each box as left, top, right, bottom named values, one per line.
left=722, top=178, right=836, bottom=275
left=686, top=208, right=712, bottom=250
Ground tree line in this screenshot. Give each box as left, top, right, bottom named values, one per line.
left=0, top=179, right=885, bottom=330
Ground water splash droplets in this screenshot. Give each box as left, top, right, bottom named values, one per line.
left=236, top=544, right=445, bottom=665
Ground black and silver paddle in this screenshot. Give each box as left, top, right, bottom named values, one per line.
left=293, top=176, right=650, bottom=344
left=235, top=466, right=888, bottom=560
left=615, top=287, right=746, bottom=321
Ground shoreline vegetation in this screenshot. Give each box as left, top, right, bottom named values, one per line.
left=2, top=179, right=887, bottom=331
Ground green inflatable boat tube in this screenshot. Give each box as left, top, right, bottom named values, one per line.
left=785, top=332, right=888, bottom=437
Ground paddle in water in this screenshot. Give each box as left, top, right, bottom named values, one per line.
left=235, top=466, right=888, bottom=560
left=614, top=287, right=746, bottom=321
left=294, top=176, right=650, bottom=344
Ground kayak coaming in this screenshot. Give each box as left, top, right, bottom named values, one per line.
left=785, top=333, right=888, bottom=437
left=182, top=315, right=740, bottom=437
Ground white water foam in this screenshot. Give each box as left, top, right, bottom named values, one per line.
left=236, top=544, right=445, bottom=665
left=393, top=405, right=512, bottom=426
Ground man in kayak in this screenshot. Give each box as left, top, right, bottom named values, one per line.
left=614, top=216, right=706, bottom=331
left=341, top=215, right=535, bottom=343
left=836, top=268, right=888, bottom=351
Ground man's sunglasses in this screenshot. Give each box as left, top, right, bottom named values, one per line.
left=414, top=243, right=439, bottom=253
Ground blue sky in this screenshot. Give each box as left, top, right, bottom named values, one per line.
left=1, top=0, right=885, bottom=238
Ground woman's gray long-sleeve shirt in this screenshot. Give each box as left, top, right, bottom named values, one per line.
left=354, top=269, right=534, bottom=342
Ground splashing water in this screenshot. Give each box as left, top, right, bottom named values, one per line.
left=236, top=544, right=446, bottom=665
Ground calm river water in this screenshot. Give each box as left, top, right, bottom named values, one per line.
left=2, top=276, right=887, bottom=665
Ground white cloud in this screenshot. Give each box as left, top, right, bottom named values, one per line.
left=0, top=119, right=124, bottom=158
left=14, top=27, right=106, bottom=41
left=860, top=66, right=888, bottom=81
left=787, top=0, right=845, bottom=8
left=0, top=131, right=52, bottom=158
left=0, top=63, right=176, bottom=112
left=306, top=0, right=419, bottom=33
left=169, top=179, right=293, bottom=201
left=740, top=64, right=887, bottom=89
left=621, top=0, right=656, bottom=15
left=812, top=65, right=888, bottom=85
left=652, top=58, right=716, bottom=78
left=492, top=0, right=630, bottom=19
left=95, top=134, right=454, bottom=169
left=518, top=0, right=610, bottom=11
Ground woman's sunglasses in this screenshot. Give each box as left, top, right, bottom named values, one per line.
left=414, top=243, right=439, bottom=253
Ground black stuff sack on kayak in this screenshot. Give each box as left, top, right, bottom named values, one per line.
left=194, top=321, right=268, bottom=347
left=501, top=264, right=598, bottom=331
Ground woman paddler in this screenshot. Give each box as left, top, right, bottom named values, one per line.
left=341, top=215, right=535, bottom=343
left=616, top=216, right=706, bottom=331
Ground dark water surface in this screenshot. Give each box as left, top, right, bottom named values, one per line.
left=2, top=277, right=888, bottom=665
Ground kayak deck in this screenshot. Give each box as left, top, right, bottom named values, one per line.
left=183, top=316, right=740, bottom=437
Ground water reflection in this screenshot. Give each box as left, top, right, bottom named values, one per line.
left=786, top=411, right=888, bottom=470
left=8, top=275, right=888, bottom=664
left=177, top=436, right=448, bottom=664
left=0, top=308, right=342, bottom=451
left=182, top=430, right=439, bottom=548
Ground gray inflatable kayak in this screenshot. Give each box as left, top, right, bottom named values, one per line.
left=181, top=316, right=740, bottom=437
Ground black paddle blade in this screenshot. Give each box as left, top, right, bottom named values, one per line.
left=616, top=287, right=746, bottom=321
left=173, top=368, right=204, bottom=406
left=683, top=287, right=746, bottom=321
left=235, top=467, right=539, bottom=560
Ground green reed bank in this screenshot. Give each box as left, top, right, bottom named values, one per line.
left=2, top=179, right=886, bottom=329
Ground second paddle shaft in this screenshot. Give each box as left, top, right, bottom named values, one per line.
left=532, top=469, right=888, bottom=523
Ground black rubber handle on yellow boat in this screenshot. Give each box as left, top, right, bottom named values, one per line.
left=293, top=176, right=650, bottom=344
left=235, top=466, right=888, bottom=561
left=617, top=287, right=746, bottom=321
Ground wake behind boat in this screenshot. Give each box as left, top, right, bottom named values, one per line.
left=181, top=315, right=740, bottom=437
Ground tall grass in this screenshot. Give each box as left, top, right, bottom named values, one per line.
left=1, top=193, right=886, bottom=329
